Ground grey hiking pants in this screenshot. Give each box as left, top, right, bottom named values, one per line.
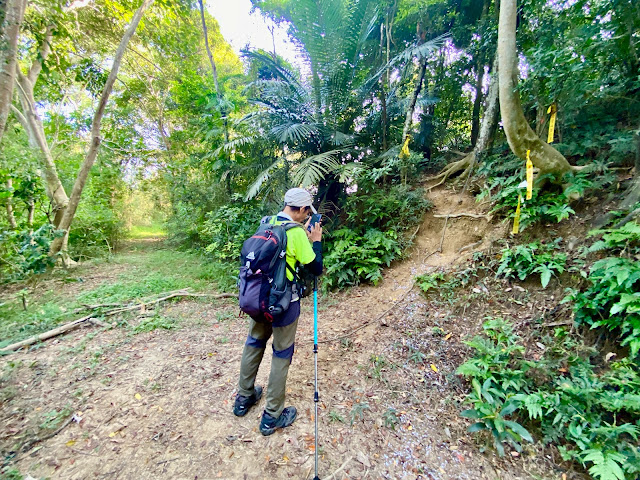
left=237, top=301, right=300, bottom=418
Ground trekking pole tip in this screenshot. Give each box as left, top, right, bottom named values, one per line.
left=313, top=477, right=320, bottom=480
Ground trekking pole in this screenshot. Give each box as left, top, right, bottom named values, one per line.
left=313, top=275, right=320, bottom=480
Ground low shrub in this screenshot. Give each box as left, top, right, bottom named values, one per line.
left=496, top=240, right=567, bottom=288
left=568, top=222, right=640, bottom=358
left=324, top=183, right=431, bottom=289
left=459, top=318, right=640, bottom=479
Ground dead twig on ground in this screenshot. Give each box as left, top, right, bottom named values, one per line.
left=0, top=290, right=237, bottom=352
left=13, top=415, right=74, bottom=462
left=325, top=456, right=353, bottom=480
left=458, top=240, right=483, bottom=254
left=424, top=215, right=450, bottom=261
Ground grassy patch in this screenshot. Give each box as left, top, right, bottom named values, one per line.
left=128, top=222, right=166, bottom=239
left=0, top=243, right=227, bottom=347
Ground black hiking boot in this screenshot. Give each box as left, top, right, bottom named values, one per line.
left=233, top=386, right=263, bottom=417
left=259, top=406, right=297, bottom=436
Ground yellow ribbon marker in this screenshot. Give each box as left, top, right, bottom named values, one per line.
left=547, top=104, right=557, bottom=143
left=526, top=149, right=533, bottom=200
left=400, top=135, right=411, bottom=159
left=512, top=194, right=522, bottom=234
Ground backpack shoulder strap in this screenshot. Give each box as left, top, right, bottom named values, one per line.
left=282, top=221, right=304, bottom=231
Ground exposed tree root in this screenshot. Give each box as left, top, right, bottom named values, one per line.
left=427, top=152, right=475, bottom=190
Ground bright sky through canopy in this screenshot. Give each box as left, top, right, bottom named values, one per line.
left=207, top=0, right=302, bottom=69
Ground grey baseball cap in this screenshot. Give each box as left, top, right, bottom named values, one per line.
left=284, top=188, right=317, bottom=213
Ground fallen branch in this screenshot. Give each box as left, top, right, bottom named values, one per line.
left=0, top=314, right=96, bottom=352
left=433, top=213, right=492, bottom=220
left=1, top=290, right=238, bottom=352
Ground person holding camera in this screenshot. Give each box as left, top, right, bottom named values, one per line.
left=234, top=188, right=323, bottom=436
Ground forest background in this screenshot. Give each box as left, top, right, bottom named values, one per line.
left=1, top=0, right=640, bottom=478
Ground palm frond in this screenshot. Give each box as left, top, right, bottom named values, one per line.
left=271, top=123, right=319, bottom=144
left=361, top=34, right=448, bottom=95
left=245, top=158, right=284, bottom=201
left=324, top=130, right=355, bottom=146
left=292, top=149, right=345, bottom=187
left=213, top=135, right=258, bottom=157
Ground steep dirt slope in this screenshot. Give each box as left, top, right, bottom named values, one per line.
left=1, top=187, right=556, bottom=480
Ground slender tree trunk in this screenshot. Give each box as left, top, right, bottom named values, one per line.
left=431, top=55, right=500, bottom=188
left=5, top=179, right=17, bottom=229
left=402, top=58, right=428, bottom=143
left=476, top=56, right=500, bottom=155
left=378, top=22, right=388, bottom=151
left=470, top=64, right=484, bottom=147
left=50, top=0, right=155, bottom=256
left=635, top=125, right=640, bottom=174
left=618, top=125, right=640, bottom=210
left=15, top=70, right=69, bottom=226
left=198, top=0, right=219, bottom=96
left=498, top=0, right=575, bottom=177
left=0, top=0, right=25, bottom=144
left=27, top=198, right=34, bottom=228
left=198, top=0, right=229, bottom=167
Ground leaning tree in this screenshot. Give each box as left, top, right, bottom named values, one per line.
left=497, top=0, right=579, bottom=178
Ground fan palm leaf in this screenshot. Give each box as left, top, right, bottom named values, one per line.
left=292, top=149, right=346, bottom=187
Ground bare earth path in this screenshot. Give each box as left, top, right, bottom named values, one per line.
left=1, top=188, right=554, bottom=480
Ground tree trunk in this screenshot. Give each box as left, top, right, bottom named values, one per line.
left=430, top=55, right=500, bottom=188
left=0, top=0, right=25, bottom=144
left=50, top=0, right=155, bottom=256
left=27, top=198, right=34, bottom=228
left=379, top=22, right=388, bottom=152
left=15, top=70, right=69, bottom=227
left=5, top=179, right=17, bottom=229
left=401, top=58, right=428, bottom=144
left=470, top=63, right=484, bottom=147
left=497, top=0, right=575, bottom=177
left=475, top=56, right=500, bottom=155
left=618, top=126, right=640, bottom=210
left=635, top=124, right=640, bottom=174
left=198, top=0, right=230, bottom=164
left=198, top=0, right=219, bottom=96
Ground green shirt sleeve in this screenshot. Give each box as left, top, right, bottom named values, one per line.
left=285, top=226, right=316, bottom=280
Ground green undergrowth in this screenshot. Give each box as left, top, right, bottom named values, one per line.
left=439, top=202, right=640, bottom=479
left=474, top=152, right=615, bottom=232
left=324, top=183, right=431, bottom=290
left=0, top=243, right=222, bottom=348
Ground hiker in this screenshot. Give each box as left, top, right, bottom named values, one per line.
left=234, top=188, right=323, bottom=436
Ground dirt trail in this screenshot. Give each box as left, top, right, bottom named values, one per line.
left=1, top=188, right=549, bottom=480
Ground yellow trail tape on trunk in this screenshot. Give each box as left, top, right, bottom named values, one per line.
left=526, top=149, right=533, bottom=200
left=547, top=104, right=557, bottom=143
left=512, top=194, right=522, bottom=235
left=400, top=136, right=411, bottom=159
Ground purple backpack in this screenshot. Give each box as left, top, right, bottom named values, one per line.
left=238, top=217, right=301, bottom=322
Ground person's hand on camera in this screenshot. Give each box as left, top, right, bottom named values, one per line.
left=308, top=222, right=322, bottom=242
